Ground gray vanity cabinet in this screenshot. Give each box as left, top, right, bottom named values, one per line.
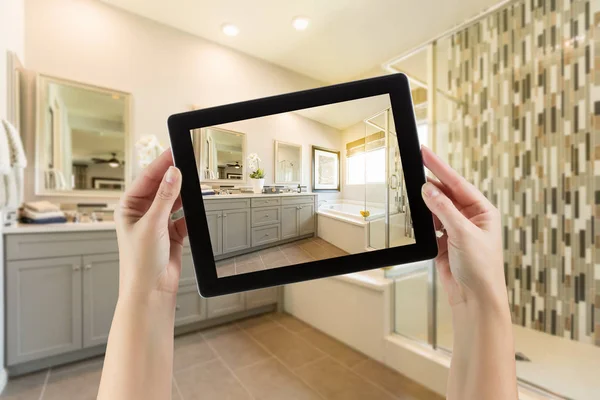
left=82, top=253, right=119, bottom=348
left=207, top=293, right=246, bottom=319
left=281, top=205, right=299, bottom=239
left=175, top=286, right=206, bottom=326
left=7, top=256, right=83, bottom=365
left=222, top=209, right=251, bottom=253
left=205, top=211, right=223, bottom=256
left=298, top=204, right=316, bottom=236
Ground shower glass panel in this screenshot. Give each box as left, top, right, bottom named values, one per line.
left=364, top=110, right=387, bottom=250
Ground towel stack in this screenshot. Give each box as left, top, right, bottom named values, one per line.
left=1, top=119, right=28, bottom=210
left=21, top=201, right=66, bottom=224
left=201, top=184, right=215, bottom=196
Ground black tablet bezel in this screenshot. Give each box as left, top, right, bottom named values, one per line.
left=168, top=74, right=438, bottom=297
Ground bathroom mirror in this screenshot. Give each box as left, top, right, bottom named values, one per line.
left=274, top=141, right=302, bottom=184
left=197, top=127, right=246, bottom=183
left=36, top=75, right=131, bottom=197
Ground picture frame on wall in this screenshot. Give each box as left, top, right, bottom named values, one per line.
left=311, top=146, right=340, bottom=192
left=226, top=173, right=243, bottom=180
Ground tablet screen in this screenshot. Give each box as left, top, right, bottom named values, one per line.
left=190, top=93, right=418, bottom=279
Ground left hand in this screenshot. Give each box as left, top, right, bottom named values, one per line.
left=114, top=150, right=187, bottom=299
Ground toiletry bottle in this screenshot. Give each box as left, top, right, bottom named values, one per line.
left=297, top=183, right=301, bottom=193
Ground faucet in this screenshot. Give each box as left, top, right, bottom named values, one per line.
left=318, top=200, right=328, bottom=207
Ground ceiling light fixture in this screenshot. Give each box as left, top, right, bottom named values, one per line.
left=292, top=16, right=310, bottom=31
left=222, top=23, right=239, bottom=37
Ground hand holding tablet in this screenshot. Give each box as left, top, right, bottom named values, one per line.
left=168, top=74, right=438, bottom=297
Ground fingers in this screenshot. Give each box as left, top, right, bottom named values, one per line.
left=146, top=166, right=182, bottom=223
left=421, top=182, right=470, bottom=238
left=126, top=149, right=174, bottom=200
left=421, top=146, right=490, bottom=209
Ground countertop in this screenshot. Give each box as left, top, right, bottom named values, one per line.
left=203, top=192, right=316, bottom=199
left=2, top=222, right=117, bottom=234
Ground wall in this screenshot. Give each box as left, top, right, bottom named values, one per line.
left=447, top=0, right=599, bottom=345
left=23, top=0, right=328, bottom=203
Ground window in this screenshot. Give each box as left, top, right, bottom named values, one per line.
left=346, top=148, right=386, bottom=185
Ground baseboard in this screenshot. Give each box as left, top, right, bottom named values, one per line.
left=0, top=368, right=8, bottom=395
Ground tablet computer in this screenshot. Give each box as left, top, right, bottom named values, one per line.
left=168, top=74, right=437, bottom=297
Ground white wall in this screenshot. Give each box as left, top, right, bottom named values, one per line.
left=23, top=0, right=329, bottom=202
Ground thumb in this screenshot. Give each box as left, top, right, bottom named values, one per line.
left=421, top=182, right=468, bottom=238
left=147, top=166, right=182, bottom=222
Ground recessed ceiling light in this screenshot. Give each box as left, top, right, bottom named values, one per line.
left=292, top=16, right=310, bottom=31
left=222, top=23, right=239, bottom=37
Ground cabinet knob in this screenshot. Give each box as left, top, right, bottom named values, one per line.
left=265, top=214, right=269, bottom=217
left=84, top=265, right=92, bottom=270
left=217, top=215, right=221, bottom=218
left=176, top=305, right=181, bottom=311
left=72, top=265, right=80, bottom=272
left=299, top=206, right=303, bottom=209
left=265, top=233, right=269, bottom=237
left=223, top=214, right=227, bottom=218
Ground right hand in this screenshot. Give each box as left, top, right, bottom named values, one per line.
left=420, top=146, right=507, bottom=309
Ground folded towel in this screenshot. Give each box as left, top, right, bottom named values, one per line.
left=24, top=201, right=61, bottom=213
left=21, top=209, right=66, bottom=220
left=20, top=216, right=67, bottom=224
left=1, top=119, right=27, bottom=168
left=200, top=184, right=213, bottom=190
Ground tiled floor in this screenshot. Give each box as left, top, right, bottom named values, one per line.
left=0, top=313, right=443, bottom=400
left=216, top=237, right=348, bottom=277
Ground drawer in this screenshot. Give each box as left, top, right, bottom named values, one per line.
left=175, top=286, right=206, bottom=327
left=6, top=232, right=118, bottom=261
left=252, top=225, right=281, bottom=247
left=251, top=206, right=281, bottom=227
left=281, top=196, right=315, bottom=206
left=204, top=199, right=250, bottom=211
left=251, top=197, right=281, bottom=208
left=180, top=249, right=197, bottom=287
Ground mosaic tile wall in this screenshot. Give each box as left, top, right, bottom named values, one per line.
left=446, top=0, right=599, bottom=345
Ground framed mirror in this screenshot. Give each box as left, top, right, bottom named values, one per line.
left=274, top=140, right=302, bottom=184
left=35, top=75, right=131, bottom=197
left=196, top=127, right=246, bottom=183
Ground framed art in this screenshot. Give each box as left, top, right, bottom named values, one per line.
left=92, top=177, right=125, bottom=190
left=226, top=173, right=243, bottom=180
left=168, top=74, right=437, bottom=297
left=311, top=146, right=340, bottom=192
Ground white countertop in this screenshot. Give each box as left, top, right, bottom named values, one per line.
left=203, top=192, right=316, bottom=199
left=2, top=222, right=117, bottom=234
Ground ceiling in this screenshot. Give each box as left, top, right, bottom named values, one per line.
left=101, top=0, right=501, bottom=83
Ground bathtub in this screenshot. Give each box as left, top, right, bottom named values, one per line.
left=317, top=200, right=413, bottom=254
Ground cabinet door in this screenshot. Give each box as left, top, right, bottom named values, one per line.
left=175, top=286, right=206, bottom=326
left=206, top=211, right=223, bottom=256
left=7, top=256, right=83, bottom=365
left=298, top=204, right=315, bottom=235
left=207, top=293, right=246, bottom=319
left=180, top=249, right=196, bottom=287
left=281, top=205, right=299, bottom=239
left=245, top=287, right=279, bottom=309
left=222, top=209, right=251, bottom=253
left=82, top=254, right=120, bottom=348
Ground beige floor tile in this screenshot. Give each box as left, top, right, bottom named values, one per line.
left=298, top=328, right=366, bottom=368
left=295, top=357, right=396, bottom=400
left=174, top=359, right=251, bottom=400
left=236, top=358, right=322, bottom=400
left=173, top=331, right=217, bottom=372
left=201, top=322, right=240, bottom=339
left=204, top=328, right=271, bottom=370
left=281, top=247, right=313, bottom=264
left=237, top=314, right=280, bottom=336
left=236, top=259, right=264, bottom=274
left=253, top=326, right=324, bottom=369
left=216, top=259, right=235, bottom=278
left=43, top=358, right=103, bottom=400
left=352, top=359, right=443, bottom=400
left=172, top=379, right=182, bottom=400
left=271, top=313, right=312, bottom=333
left=0, top=370, right=47, bottom=400
left=260, top=248, right=290, bottom=268
left=235, top=253, right=262, bottom=265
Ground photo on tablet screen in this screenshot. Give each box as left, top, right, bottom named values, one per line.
left=189, top=93, right=423, bottom=279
